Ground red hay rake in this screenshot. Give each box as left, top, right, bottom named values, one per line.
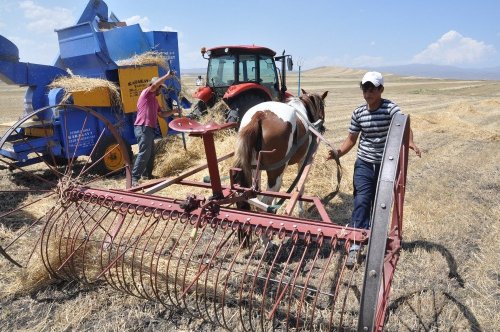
left=0, top=108, right=410, bottom=331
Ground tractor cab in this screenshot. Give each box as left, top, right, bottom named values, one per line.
left=191, top=45, right=293, bottom=123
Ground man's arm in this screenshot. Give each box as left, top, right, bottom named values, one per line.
left=328, top=132, right=359, bottom=160
left=158, top=107, right=182, bottom=119
left=150, top=70, right=176, bottom=90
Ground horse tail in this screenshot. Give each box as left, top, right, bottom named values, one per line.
left=233, top=113, right=265, bottom=188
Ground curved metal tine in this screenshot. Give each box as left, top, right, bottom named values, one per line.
left=40, top=201, right=84, bottom=279
left=338, top=256, right=359, bottom=329
left=240, top=231, right=275, bottom=331
left=164, top=220, right=191, bottom=307
left=282, top=238, right=312, bottom=330
left=151, top=213, right=180, bottom=307
left=101, top=209, right=136, bottom=293
left=94, top=213, right=160, bottom=281
left=308, top=237, right=339, bottom=330
left=295, top=236, right=323, bottom=329
left=215, top=221, right=257, bottom=331
left=180, top=222, right=218, bottom=315
left=267, top=233, right=300, bottom=321
left=23, top=203, right=64, bottom=268
left=126, top=212, right=155, bottom=299
left=56, top=205, right=114, bottom=274
left=40, top=196, right=98, bottom=279
left=220, top=226, right=256, bottom=330
left=327, top=248, right=352, bottom=330
left=259, top=236, right=287, bottom=331
left=136, top=212, right=164, bottom=301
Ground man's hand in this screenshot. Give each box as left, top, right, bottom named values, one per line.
left=327, top=149, right=341, bottom=160
left=410, top=143, right=422, bottom=157
left=158, top=108, right=182, bottom=119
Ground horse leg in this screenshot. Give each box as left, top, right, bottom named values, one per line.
left=261, top=171, right=284, bottom=206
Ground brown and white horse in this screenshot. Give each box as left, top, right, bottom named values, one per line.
left=233, top=89, right=328, bottom=210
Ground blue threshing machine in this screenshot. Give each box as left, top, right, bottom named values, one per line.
left=0, top=0, right=188, bottom=174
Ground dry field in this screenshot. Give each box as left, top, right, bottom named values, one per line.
left=0, top=68, right=498, bottom=331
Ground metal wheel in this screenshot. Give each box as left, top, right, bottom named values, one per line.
left=0, top=104, right=131, bottom=268
left=385, top=288, right=481, bottom=331
left=359, top=113, right=410, bottom=331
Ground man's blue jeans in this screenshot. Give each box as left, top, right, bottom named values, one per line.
left=349, top=158, right=381, bottom=230
left=132, top=125, right=155, bottom=181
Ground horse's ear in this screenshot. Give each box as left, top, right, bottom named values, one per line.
left=321, top=91, right=329, bottom=100
left=301, top=88, right=307, bottom=95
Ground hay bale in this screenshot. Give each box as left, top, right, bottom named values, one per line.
left=48, top=74, right=121, bottom=107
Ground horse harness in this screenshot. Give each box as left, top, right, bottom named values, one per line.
left=252, top=110, right=323, bottom=171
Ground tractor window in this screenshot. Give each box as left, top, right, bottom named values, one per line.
left=238, top=55, right=257, bottom=83
left=260, top=55, right=278, bottom=99
left=207, top=55, right=236, bottom=87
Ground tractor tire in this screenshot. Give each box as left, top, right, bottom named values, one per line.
left=227, top=93, right=269, bottom=126
left=91, top=135, right=133, bottom=175
left=188, top=100, right=208, bottom=120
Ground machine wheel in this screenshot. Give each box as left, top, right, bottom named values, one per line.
left=358, top=113, right=410, bottom=331
left=227, top=92, right=268, bottom=125
left=0, top=104, right=131, bottom=268
left=91, top=135, right=132, bottom=175
left=385, top=288, right=480, bottom=331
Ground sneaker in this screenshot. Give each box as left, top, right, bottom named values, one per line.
left=131, top=179, right=139, bottom=187
left=345, top=249, right=359, bottom=268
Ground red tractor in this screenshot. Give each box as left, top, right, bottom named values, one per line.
left=190, top=45, right=293, bottom=123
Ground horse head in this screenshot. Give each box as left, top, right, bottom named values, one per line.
left=300, top=89, right=328, bottom=133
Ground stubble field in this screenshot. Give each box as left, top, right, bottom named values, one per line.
left=0, top=68, right=498, bottom=331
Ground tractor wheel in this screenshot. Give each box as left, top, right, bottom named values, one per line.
left=91, top=135, right=133, bottom=175
left=227, top=93, right=268, bottom=125
left=189, top=100, right=208, bottom=120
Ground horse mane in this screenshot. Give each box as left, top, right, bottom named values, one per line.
left=299, top=93, right=326, bottom=123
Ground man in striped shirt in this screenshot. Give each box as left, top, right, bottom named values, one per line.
left=330, top=71, right=421, bottom=266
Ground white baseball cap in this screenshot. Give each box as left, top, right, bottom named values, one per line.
left=361, top=71, right=384, bottom=87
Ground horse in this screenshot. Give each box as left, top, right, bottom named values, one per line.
left=232, top=89, right=329, bottom=211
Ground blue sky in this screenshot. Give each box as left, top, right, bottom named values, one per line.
left=1, top=0, right=499, bottom=70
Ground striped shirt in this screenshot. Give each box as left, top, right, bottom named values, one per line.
left=349, top=99, right=401, bottom=164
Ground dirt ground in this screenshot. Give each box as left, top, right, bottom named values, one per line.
left=0, top=68, right=498, bottom=331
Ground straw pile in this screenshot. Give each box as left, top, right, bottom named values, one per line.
left=48, top=71, right=122, bottom=107
left=116, top=51, right=170, bottom=70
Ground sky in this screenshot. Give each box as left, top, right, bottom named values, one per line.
left=1, top=0, right=499, bottom=71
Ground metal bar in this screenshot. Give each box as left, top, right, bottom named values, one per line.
left=72, top=186, right=369, bottom=242
left=358, top=113, right=409, bottom=332
left=143, top=152, right=234, bottom=194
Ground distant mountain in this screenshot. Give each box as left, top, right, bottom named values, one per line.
left=369, top=64, right=500, bottom=80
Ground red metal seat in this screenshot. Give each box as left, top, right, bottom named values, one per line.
left=169, top=117, right=236, bottom=135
